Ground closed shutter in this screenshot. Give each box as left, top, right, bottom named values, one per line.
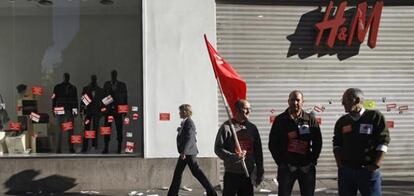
left=216, top=3, right=414, bottom=179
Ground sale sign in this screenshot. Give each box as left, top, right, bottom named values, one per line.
left=71, top=135, right=82, bottom=144
left=132, top=113, right=139, bottom=120
left=32, top=86, right=44, bottom=96
left=117, top=105, right=129, bottom=113
left=61, top=121, right=74, bottom=131
left=30, top=112, right=40, bottom=123
left=84, top=130, right=96, bottom=139
left=100, top=127, right=111, bottom=135
left=125, top=141, right=135, bottom=153
left=159, top=113, right=170, bottom=121
left=81, top=94, right=92, bottom=106
left=102, top=95, right=114, bottom=105
left=123, top=117, right=130, bottom=125
left=8, top=122, right=21, bottom=131
left=107, top=115, right=114, bottom=123
left=54, top=107, right=65, bottom=115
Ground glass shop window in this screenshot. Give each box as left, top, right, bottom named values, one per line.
left=0, top=0, right=143, bottom=157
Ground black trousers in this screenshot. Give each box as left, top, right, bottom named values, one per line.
left=103, top=111, right=123, bottom=152
left=222, top=172, right=253, bottom=196
left=82, top=114, right=101, bottom=151
left=277, top=163, right=316, bottom=196
left=167, top=155, right=217, bottom=196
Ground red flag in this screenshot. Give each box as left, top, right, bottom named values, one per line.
left=204, top=35, right=246, bottom=116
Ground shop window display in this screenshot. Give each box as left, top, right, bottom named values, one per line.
left=0, top=0, right=142, bottom=157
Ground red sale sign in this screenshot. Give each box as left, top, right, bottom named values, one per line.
left=71, top=135, right=82, bottom=144
left=8, top=122, right=21, bottom=131
left=125, top=141, right=135, bottom=153
left=117, top=105, right=129, bottom=113
left=132, top=113, right=139, bottom=120
left=386, top=120, right=394, bottom=128
left=159, top=113, right=170, bottom=121
left=61, top=121, right=73, bottom=132
left=100, top=127, right=111, bottom=135
left=107, top=115, right=114, bottom=123
left=32, top=86, right=44, bottom=96
left=84, top=130, right=96, bottom=139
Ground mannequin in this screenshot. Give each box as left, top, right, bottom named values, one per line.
left=80, top=75, right=104, bottom=153
left=102, top=70, right=128, bottom=153
left=52, top=73, right=78, bottom=153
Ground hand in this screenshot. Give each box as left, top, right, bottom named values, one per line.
left=366, top=164, right=379, bottom=171
left=180, top=153, right=186, bottom=160
left=237, top=150, right=247, bottom=160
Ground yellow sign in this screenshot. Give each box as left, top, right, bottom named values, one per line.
left=363, top=100, right=376, bottom=109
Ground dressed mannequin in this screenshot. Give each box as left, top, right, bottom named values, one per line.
left=52, top=73, right=78, bottom=153
left=80, top=75, right=105, bottom=153
left=102, top=70, right=127, bottom=153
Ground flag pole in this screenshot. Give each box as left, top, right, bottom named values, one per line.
left=204, top=34, right=250, bottom=178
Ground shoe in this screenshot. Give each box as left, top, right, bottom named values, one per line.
left=102, top=148, right=108, bottom=154
left=56, top=149, right=61, bottom=154
left=69, top=148, right=76, bottom=153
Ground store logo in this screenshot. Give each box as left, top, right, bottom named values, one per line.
left=315, top=0, right=383, bottom=48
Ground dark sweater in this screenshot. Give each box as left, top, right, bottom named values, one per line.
left=333, top=109, right=391, bottom=167
left=215, top=120, right=264, bottom=177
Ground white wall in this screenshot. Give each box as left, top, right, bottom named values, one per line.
left=143, top=0, right=217, bottom=158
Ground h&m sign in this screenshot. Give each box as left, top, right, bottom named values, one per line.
left=315, top=0, right=383, bottom=48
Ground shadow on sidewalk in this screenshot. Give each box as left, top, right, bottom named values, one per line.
left=3, top=169, right=92, bottom=195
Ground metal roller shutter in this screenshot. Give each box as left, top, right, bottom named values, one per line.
left=216, top=3, right=414, bottom=179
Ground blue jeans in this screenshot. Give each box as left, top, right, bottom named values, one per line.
left=277, top=163, right=316, bottom=196
left=338, top=166, right=382, bottom=196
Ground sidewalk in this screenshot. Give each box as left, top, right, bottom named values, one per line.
left=9, top=177, right=414, bottom=195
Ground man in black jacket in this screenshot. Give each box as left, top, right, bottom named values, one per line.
left=269, top=90, right=322, bottom=196
left=52, top=73, right=78, bottom=153
left=167, top=104, right=217, bottom=196
left=80, top=75, right=105, bottom=153
left=102, top=70, right=128, bottom=153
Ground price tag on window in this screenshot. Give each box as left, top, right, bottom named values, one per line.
left=61, top=121, right=74, bottom=132
left=71, top=135, right=82, bottom=144
left=84, top=130, right=96, bottom=139
left=125, top=141, right=135, bottom=153
left=32, top=86, right=44, bottom=96
left=100, top=127, right=111, bottom=135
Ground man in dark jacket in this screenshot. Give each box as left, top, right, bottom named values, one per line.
left=269, top=90, right=322, bottom=196
left=167, top=104, right=217, bottom=196
left=80, top=75, right=105, bottom=153
left=215, top=99, right=264, bottom=196
left=52, top=73, right=78, bottom=153
left=102, top=70, right=128, bottom=153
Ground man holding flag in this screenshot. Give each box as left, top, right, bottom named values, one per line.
left=215, top=100, right=264, bottom=195
left=205, top=35, right=264, bottom=195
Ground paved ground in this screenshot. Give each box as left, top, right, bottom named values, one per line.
left=7, top=177, right=414, bottom=195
